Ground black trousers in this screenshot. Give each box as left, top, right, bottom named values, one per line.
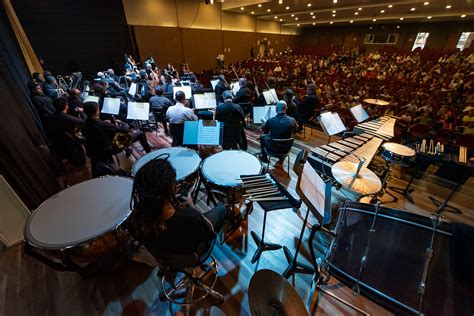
left=129, top=130, right=151, bottom=152
left=260, top=134, right=271, bottom=159
left=202, top=204, right=228, bottom=233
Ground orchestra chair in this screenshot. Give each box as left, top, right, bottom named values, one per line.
left=142, top=240, right=224, bottom=312
left=169, top=123, right=185, bottom=146
left=265, top=138, right=294, bottom=172
left=238, top=102, right=252, bottom=126
left=151, top=108, right=169, bottom=135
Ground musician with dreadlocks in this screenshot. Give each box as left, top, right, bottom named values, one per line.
left=128, top=158, right=228, bottom=256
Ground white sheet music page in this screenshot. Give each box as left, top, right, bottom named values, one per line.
left=331, top=112, right=346, bottom=133
left=128, top=82, right=137, bottom=96
left=300, top=163, right=327, bottom=217
left=101, top=97, right=120, bottom=115
left=127, top=102, right=150, bottom=120
left=198, top=120, right=220, bottom=145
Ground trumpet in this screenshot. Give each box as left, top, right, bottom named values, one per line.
left=57, top=75, right=68, bottom=97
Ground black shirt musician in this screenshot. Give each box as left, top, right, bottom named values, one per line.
left=296, top=83, right=320, bottom=130
left=215, top=90, right=246, bottom=150
left=259, top=101, right=297, bottom=163
left=232, top=78, right=252, bottom=104
left=28, top=81, right=55, bottom=130
left=82, top=101, right=151, bottom=165
left=214, top=75, right=230, bottom=104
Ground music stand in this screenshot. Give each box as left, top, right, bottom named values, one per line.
left=252, top=105, right=277, bottom=124
left=318, top=112, right=346, bottom=143
left=194, top=92, right=217, bottom=109
left=127, top=102, right=150, bottom=120
left=101, top=97, right=120, bottom=115
left=183, top=120, right=223, bottom=146
left=350, top=104, right=370, bottom=123
left=173, top=86, right=192, bottom=99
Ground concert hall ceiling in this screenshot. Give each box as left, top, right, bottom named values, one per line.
left=222, top=0, right=474, bottom=27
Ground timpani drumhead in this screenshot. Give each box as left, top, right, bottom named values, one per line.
left=132, top=147, right=201, bottom=181
left=201, top=150, right=262, bottom=187
left=24, top=176, right=133, bottom=250
left=382, top=143, right=415, bottom=157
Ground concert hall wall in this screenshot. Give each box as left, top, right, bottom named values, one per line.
left=11, top=0, right=134, bottom=79
left=300, top=21, right=473, bottom=52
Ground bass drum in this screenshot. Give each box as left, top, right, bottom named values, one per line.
left=325, top=201, right=473, bottom=315
left=24, top=176, right=133, bottom=275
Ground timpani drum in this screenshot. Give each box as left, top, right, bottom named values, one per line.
left=24, top=176, right=133, bottom=273
left=381, top=142, right=416, bottom=165
left=201, top=150, right=263, bottom=203
left=132, top=147, right=201, bottom=195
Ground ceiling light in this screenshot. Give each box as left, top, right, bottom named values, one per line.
left=400, top=17, right=404, bottom=20
left=240, top=7, right=244, bottom=10
left=312, top=16, right=316, bottom=19
left=380, top=10, right=385, bottom=13
left=330, top=21, right=333, bottom=24
left=373, top=19, right=377, bottom=22
left=258, top=4, right=262, bottom=7
left=332, top=14, right=336, bottom=17
left=280, top=19, right=283, bottom=21
left=295, top=17, right=298, bottom=20
left=274, top=16, right=278, bottom=19
left=286, top=6, right=290, bottom=10
left=358, top=7, right=362, bottom=11
left=388, top=4, right=393, bottom=8
left=297, top=24, right=300, bottom=26
left=333, top=0, right=337, bottom=3
left=446, top=5, right=451, bottom=9
left=350, top=20, right=354, bottom=23
left=410, top=7, right=415, bottom=11
left=278, top=0, right=283, bottom=3
left=307, top=3, right=311, bottom=7
left=332, top=10, right=336, bottom=13
left=251, top=11, right=254, bottom=14
left=310, top=12, right=314, bottom=15
left=427, top=16, right=432, bottom=19
left=355, top=12, right=359, bottom=15
left=291, top=14, right=294, bottom=17
left=313, top=22, right=316, bottom=25
left=397, top=25, right=400, bottom=28
left=424, top=2, right=429, bottom=5
left=267, top=9, right=271, bottom=12
left=461, top=14, right=466, bottom=18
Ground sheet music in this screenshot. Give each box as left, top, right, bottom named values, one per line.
left=173, top=86, right=192, bottom=99
left=83, top=95, right=100, bottom=103
left=332, top=112, right=346, bottom=133
left=253, top=105, right=277, bottom=123
left=101, top=97, right=121, bottom=115
left=300, top=163, right=329, bottom=218
left=262, top=89, right=278, bottom=104
left=210, top=79, right=219, bottom=91
left=194, top=93, right=217, bottom=109
left=320, top=112, right=345, bottom=136
left=350, top=104, right=369, bottom=123
left=128, top=82, right=137, bottom=96
left=183, top=120, right=221, bottom=145
left=127, top=102, right=150, bottom=120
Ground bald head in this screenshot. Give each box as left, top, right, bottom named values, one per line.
left=276, top=101, right=287, bottom=114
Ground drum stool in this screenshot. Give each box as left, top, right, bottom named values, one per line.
left=156, top=241, right=224, bottom=311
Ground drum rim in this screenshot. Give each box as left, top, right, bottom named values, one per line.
left=382, top=142, right=416, bottom=157
left=24, top=175, right=133, bottom=250
left=131, top=146, right=201, bottom=180
left=201, top=150, right=263, bottom=187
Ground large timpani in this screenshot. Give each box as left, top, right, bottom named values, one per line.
left=132, top=147, right=201, bottom=181
left=24, top=176, right=133, bottom=272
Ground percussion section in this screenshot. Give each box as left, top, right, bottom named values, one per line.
left=353, top=116, right=396, bottom=141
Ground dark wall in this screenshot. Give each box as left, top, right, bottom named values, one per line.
left=12, top=0, right=133, bottom=79
left=300, top=21, right=474, bottom=52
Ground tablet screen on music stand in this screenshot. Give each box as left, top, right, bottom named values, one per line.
left=350, top=104, right=369, bottom=123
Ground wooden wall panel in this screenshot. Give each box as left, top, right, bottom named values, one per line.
left=223, top=31, right=256, bottom=65
left=182, top=29, right=222, bottom=72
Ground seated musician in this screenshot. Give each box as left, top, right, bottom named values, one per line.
left=259, top=101, right=297, bottom=163
left=149, top=86, right=173, bottom=134
left=28, top=81, right=55, bottom=130
left=215, top=90, right=246, bottom=150
left=282, top=89, right=298, bottom=118
left=295, top=83, right=320, bottom=131
left=49, top=97, right=84, bottom=135
left=214, top=75, right=230, bottom=104
left=42, top=75, right=59, bottom=99
left=82, top=101, right=152, bottom=165
left=128, top=158, right=228, bottom=257
left=232, top=78, right=252, bottom=104
left=67, top=89, right=86, bottom=119
left=166, top=91, right=197, bottom=124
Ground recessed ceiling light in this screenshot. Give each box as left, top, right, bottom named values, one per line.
left=313, top=22, right=316, bottom=25
left=400, top=17, right=404, bottom=20
left=461, top=14, right=466, bottom=18
left=446, top=5, right=451, bottom=9
left=295, top=17, right=298, bottom=20
left=251, top=11, right=254, bottom=14
left=380, top=10, right=385, bottom=13
left=373, top=18, right=377, bottom=22
left=267, top=9, right=271, bottom=12
left=358, top=7, right=362, bottom=11
left=312, top=16, right=316, bottom=19
left=280, top=19, right=283, bottom=21
left=286, top=6, right=290, bottom=10
left=350, top=20, right=354, bottom=23
left=332, top=14, right=336, bottom=17
left=274, top=16, right=278, bottom=19
left=297, top=24, right=300, bottom=26
left=258, top=4, right=262, bottom=7
left=354, top=12, right=359, bottom=15
left=410, top=7, right=415, bottom=11
left=291, top=14, right=294, bottom=17
left=307, top=3, right=311, bottom=7
left=330, top=21, right=333, bottom=24
left=278, top=0, right=283, bottom=3
left=332, top=10, right=336, bottom=13
left=388, top=4, right=393, bottom=8
left=397, top=25, right=400, bottom=28
left=424, top=2, right=429, bottom=5
left=310, top=12, right=314, bottom=15
left=427, top=16, right=432, bottom=19
left=240, top=7, right=244, bottom=10
left=333, top=0, right=337, bottom=3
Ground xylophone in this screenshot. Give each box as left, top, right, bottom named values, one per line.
left=353, top=116, right=396, bottom=140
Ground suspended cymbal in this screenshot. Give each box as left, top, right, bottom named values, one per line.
left=249, top=269, right=308, bottom=316
left=363, top=98, right=390, bottom=106
left=332, top=161, right=382, bottom=195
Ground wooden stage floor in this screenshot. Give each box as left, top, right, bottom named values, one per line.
left=1, top=124, right=473, bottom=316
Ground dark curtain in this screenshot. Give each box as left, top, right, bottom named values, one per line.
left=0, top=4, right=60, bottom=209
